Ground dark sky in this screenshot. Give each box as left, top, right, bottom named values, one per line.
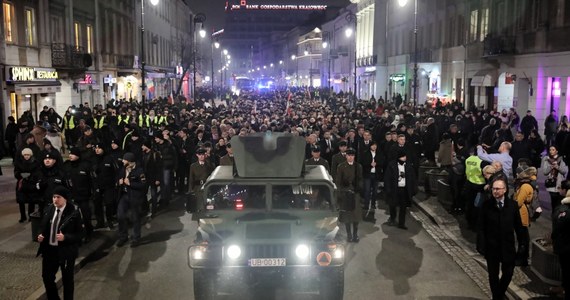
left=188, top=0, right=351, bottom=32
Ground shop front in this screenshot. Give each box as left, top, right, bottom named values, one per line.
left=4, top=66, right=61, bottom=121
left=388, top=73, right=406, bottom=101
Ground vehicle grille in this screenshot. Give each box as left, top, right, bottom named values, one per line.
left=246, top=244, right=290, bottom=258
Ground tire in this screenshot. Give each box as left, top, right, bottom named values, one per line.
left=319, top=268, right=344, bottom=300
left=193, top=269, right=217, bottom=300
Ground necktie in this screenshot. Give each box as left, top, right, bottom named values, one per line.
left=327, top=140, right=331, bottom=148
left=50, top=209, right=61, bottom=244
left=498, top=201, right=503, bottom=209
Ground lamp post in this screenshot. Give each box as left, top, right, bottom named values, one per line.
left=221, top=49, right=228, bottom=92
left=212, top=41, right=220, bottom=97
left=322, top=31, right=331, bottom=90
left=399, top=0, right=418, bottom=105
left=193, top=13, right=206, bottom=101
left=291, top=54, right=297, bottom=86
left=140, top=0, right=159, bottom=117
left=345, top=12, right=357, bottom=104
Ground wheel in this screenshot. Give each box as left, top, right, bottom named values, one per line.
left=193, top=269, right=217, bottom=300
left=319, top=268, right=344, bottom=300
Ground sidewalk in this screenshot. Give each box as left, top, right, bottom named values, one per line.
left=411, top=181, right=559, bottom=299
left=0, top=159, right=114, bottom=300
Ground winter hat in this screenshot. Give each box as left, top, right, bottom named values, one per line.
left=21, top=148, right=33, bottom=156
left=52, top=185, right=71, bottom=200
left=142, top=139, right=152, bottom=149
left=123, top=152, right=136, bottom=162
left=70, top=147, right=81, bottom=157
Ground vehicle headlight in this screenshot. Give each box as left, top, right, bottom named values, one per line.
left=226, top=245, right=241, bottom=259
left=189, top=246, right=206, bottom=261
left=295, top=244, right=310, bottom=259
left=333, top=248, right=344, bottom=259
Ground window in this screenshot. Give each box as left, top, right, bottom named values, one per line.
left=469, top=10, right=478, bottom=42
left=86, top=25, right=93, bottom=53
left=480, top=8, right=489, bottom=41
left=24, top=8, right=36, bottom=46
left=3, top=2, right=15, bottom=42
left=50, top=15, right=64, bottom=43
left=74, top=22, right=82, bottom=49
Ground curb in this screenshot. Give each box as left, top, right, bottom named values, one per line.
left=25, top=231, right=115, bottom=300
left=411, top=193, right=530, bottom=300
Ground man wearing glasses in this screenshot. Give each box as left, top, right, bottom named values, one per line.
left=476, top=178, right=525, bottom=300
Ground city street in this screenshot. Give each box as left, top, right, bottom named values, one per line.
left=72, top=198, right=487, bottom=299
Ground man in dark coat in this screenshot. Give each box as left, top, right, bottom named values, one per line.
left=154, top=133, right=177, bottom=206
left=116, top=152, right=147, bottom=247
left=510, top=131, right=531, bottom=178
left=219, top=142, right=234, bottom=166
left=38, top=153, right=67, bottom=216
left=92, top=143, right=118, bottom=229
left=520, top=110, right=538, bottom=138
left=361, top=141, right=381, bottom=209
left=305, top=146, right=330, bottom=173
left=476, top=177, right=525, bottom=300
left=335, top=148, right=363, bottom=242
left=36, top=186, right=84, bottom=300
left=384, top=149, right=417, bottom=229
left=142, top=139, right=163, bottom=217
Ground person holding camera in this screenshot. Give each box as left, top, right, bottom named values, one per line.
left=542, top=145, right=568, bottom=213
left=383, top=149, right=417, bottom=230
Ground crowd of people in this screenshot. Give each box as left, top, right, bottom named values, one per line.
left=4, top=86, right=570, bottom=299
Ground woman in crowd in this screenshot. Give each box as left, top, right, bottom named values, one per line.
left=542, top=145, right=568, bottom=213
left=13, top=148, right=41, bottom=223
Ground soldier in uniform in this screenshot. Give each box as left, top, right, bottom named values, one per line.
left=219, top=142, right=234, bottom=166
left=335, top=148, right=363, bottom=242
left=116, top=152, right=147, bottom=247
left=63, top=147, right=94, bottom=242
left=305, top=146, right=330, bottom=173
left=331, top=140, right=348, bottom=181
left=187, top=148, right=215, bottom=214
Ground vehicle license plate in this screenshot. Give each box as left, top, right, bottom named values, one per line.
left=248, top=258, right=286, bottom=267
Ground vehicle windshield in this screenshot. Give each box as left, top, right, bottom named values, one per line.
left=205, top=183, right=332, bottom=211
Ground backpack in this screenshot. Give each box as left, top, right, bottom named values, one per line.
left=525, top=181, right=542, bottom=221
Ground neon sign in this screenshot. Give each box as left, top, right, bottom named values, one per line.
left=7, top=66, right=59, bottom=82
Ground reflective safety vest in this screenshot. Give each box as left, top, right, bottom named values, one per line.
left=118, top=115, right=130, bottom=125
left=64, top=115, right=75, bottom=130
left=94, top=116, right=106, bottom=129
left=465, top=156, right=486, bottom=185
left=153, top=116, right=166, bottom=126
left=138, top=115, right=150, bottom=128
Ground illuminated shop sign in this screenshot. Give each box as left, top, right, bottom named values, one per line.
left=6, top=66, right=59, bottom=82
left=226, top=0, right=327, bottom=11
left=390, top=74, right=406, bottom=82
left=552, top=79, right=561, bottom=97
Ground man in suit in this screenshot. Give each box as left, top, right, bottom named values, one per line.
left=305, top=146, right=330, bottom=173
left=37, top=186, right=84, bottom=300
left=319, top=130, right=336, bottom=163
left=477, top=177, right=525, bottom=300
left=361, top=141, right=381, bottom=209
left=384, top=149, right=417, bottom=229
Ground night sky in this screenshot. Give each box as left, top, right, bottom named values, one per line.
left=188, top=0, right=351, bottom=32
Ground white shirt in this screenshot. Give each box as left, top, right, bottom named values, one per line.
left=370, top=151, right=376, bottom=173
left=397, top=163, right=406, bottom=187
left=49, top=204, right=66, bottom=246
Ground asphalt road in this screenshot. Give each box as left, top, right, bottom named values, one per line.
left=73, top=197, right=487, bottom=300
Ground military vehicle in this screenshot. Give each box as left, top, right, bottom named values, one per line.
left=188, top=133, right=345, bottom=299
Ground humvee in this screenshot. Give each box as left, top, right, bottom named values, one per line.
left=188, top=133, right=345, bottom=299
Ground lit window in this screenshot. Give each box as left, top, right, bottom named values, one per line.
left=3, top=3, right=14, bottom=42
left=480, top=8, right=489, bottom=41
left=74, top=22, right=82, bottom=49
left=86, top=25, right=93, bottom=53
left=469, top=10, right=478, bottom=42
left=25, top=8, right=36, bottom=46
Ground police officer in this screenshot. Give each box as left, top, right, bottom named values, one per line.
left=92, top=143, right=118, bottom=229
left=335, top=148, right=363, bottom=242
left=463, top=153, right=488, bottom=228
left=37, top=186, right=84, bottom=300
left=63, top=147, right=94, bottom=242
left=116, top=152, right=147, bottom=247
left=187, top=148, right=214, bottom=214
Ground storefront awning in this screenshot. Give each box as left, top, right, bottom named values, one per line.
left=14, top=82, right=62, bottom=95
left=471, top=70, right=496, bottom=87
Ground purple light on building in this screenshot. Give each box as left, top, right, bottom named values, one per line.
left=551, top=77, right=561, bottom=113
left=535, top=68, right=544, bottom=114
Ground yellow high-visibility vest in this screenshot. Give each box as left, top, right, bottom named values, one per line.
left=153, top=116, right=166, bottom=126
left=138, top=115, right=150, bottom=127
left=465, top=156, right=486, bottom=185
left=64, top=116, right=75, bottom=130
left=118, top=115, right=130, bottom=125
left=94, top=116, right=105, bottom=129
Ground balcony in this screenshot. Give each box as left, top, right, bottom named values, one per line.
left=116, top=54, right=135, bottom=69
left=483, top=35, right=516, bottom=57
left=51, top=43, right=92, bottom=70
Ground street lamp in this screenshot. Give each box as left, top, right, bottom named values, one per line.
left=399, top=0, right=418, bottom=105
left=193, top=13, right=206, bottom=101
left=345, top=12, right=357, bottom=103
left=322, top=31, right=331, bottom=89
left=291, top=54, right=298, bottom=86
left=211, top=41, right=220, bottom=97
left=140, top=0, right=159, bottom=117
